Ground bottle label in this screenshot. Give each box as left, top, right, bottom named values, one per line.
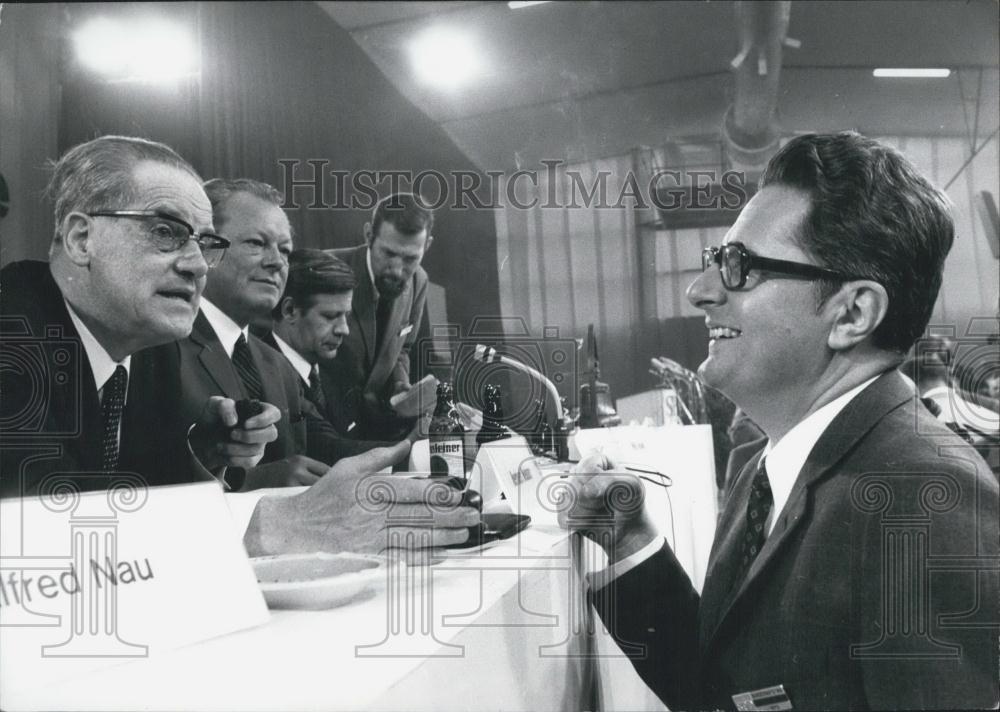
left=430, top=438, right=465, bottom=476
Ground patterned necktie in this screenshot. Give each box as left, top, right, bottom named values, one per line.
left=739, top=459, right=773, bottom=573
left=231, top=334, right=264, bottom=400
left=101, top=365, right=128, bottom=471
left=308, top=366, right=328, bottom=412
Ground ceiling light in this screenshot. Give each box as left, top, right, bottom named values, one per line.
left=508, top=1, right=552, bottom=8
left=74, top=16, right=199, bottom=83
left=410, top=27, right=483, bottom=90
left=873, top=68, right=951, bottom=78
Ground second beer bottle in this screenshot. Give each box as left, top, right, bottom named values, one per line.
left=429, top=381, right=467, bottom=478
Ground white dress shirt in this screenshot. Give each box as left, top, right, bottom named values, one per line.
left=271, top=332, right=312, bottom=385
left=64, top=300, right=131, bottom=405
left=592, top=374, right=880, bottom=590
left=198, top=298, right=248, bottom=357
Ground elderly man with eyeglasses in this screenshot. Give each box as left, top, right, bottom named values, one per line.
left=0, top=135, right=278, bottom=497
left=1, top=136, right=478, bottom=557
left=563, top=132, right=999, bottom=710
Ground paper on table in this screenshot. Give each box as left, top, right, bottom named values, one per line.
left=388, top=374, right=439, bottom=417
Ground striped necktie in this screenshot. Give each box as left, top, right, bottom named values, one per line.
left=232, top=334, right=264, bottom=400
left=308, top=366, right=328, bottom=412
left=101, top=365, right=128, bottom=471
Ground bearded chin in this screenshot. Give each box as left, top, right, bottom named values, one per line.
left=376, top=275, right=406, bottom=298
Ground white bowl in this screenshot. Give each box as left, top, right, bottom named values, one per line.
left=251, top=552, right=389, bottom=610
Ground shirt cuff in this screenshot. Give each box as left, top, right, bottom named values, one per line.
left=586, top=536, right=666, bottom=592
left=225, top=486, right=308, bottom=544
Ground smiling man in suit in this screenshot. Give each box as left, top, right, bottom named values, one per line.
left=565, top=132, right=999, bottom=710
left=325, top=193, right=432, bottom=440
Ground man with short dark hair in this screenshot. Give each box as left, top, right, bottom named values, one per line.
left=260, top=249, right=355, bottom=428
left=325, top=193, right=433, bottom=439
left=566, top=132, right=999, bottom=710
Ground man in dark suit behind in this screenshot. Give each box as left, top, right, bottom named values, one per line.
left=258, top=249, right=357, bottom=433
left=0, top=136, right=279, bottom=498
left=325, top=193, right=432, bottom=440
left=158, top=178, right=395, bottom=492
left=565, top=133, right=999, bottom=710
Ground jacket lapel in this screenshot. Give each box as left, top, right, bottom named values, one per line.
left=349, top=247, right=378, bottom=369
left=367, top=279, right=412, bottom=391
left=701, top=371, right=914, bottom=651
left=190, top=312, right=243, bottom=397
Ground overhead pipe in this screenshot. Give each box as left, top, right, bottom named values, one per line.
left=723, top=1, right=798, bottom=175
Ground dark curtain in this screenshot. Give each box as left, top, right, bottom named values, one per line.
left=58, top=1, right=500, bottom=367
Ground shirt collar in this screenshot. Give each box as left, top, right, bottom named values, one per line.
left=63, top=300, right=131, bottom=393
left=198, top=298, right=248, bottom=358
left=271, top=332, right=312, bottom=383
left=365, top=247, right=380, bottom=300
left=760, top=374, right=880, bottom=535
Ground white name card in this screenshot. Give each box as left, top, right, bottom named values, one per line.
left=0, top=480, right=269, bottom=701
left=478, top=436, right=571, bottom=527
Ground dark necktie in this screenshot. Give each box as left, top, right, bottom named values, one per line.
left=101, top=365, right=128, bottom=471
left=739, top=459, right=773, bottom=573
left=232, top=334, right=264, bottom=400
left=308, top=366, right=328, bottom=412
left=374, top=296, right=392, bottom=355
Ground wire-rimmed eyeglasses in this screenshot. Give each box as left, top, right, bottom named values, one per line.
left=88, top=210, right=230, bottom=268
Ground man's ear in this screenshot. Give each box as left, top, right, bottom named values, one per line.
left=280, top=296, right=299, bottom=323
left=424, top=233, right=434, bottom=253
left=364, top=222, right=375, bottom=247
left=61, top=213, right=95, bottom=267
left=827, top=280, right=890, bottom=351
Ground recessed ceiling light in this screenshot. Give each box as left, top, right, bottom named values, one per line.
left=410, top=27, right=483, bottom=90
left=873, top=68, right=951, bottom=78
left=74, top=16, right=199, bottom=83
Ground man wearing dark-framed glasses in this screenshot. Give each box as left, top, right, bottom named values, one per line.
left=565, top=132, right=998, bottom=710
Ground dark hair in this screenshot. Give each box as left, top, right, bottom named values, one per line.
left=759, top=132, right=955, bottom=353
left=371, top=192, right=434, bottom=240
left=46, top=135, right=201, bottom=243
left=272, top=249, right=356, bottom=320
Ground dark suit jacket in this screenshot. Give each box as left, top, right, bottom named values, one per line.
left=0, top=261, right=204, bottom=497
left=324, top=244, right=427, bottom=439
left=153, top=311, right=386, bottom=467
left=595, top=371, right=999, bottom=710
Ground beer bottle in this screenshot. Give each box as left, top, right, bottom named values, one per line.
left=429, top=381, right=467, bottom=477
left=476, top=384, right=510, bottom=447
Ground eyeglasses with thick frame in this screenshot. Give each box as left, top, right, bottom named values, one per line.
left=87, top=210, right=231, bottom=268
left=701, top=241, right=861, bottom=290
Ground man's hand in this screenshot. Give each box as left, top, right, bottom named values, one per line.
left=391, top=380, right=412, bottom=396
left=405, top=413, right=431, bottom=443
left=557, top=451, right=659, bottom=565
left=243, top=441, right=480, bottom=557
left=190, top=396, right=280, bottom=471
left=242, top=455, right=329, bottom=489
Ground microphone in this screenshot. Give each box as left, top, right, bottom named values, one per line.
left=474, top=344, right=573, bottom=461
left=474, top=344, right=565, bottom=421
